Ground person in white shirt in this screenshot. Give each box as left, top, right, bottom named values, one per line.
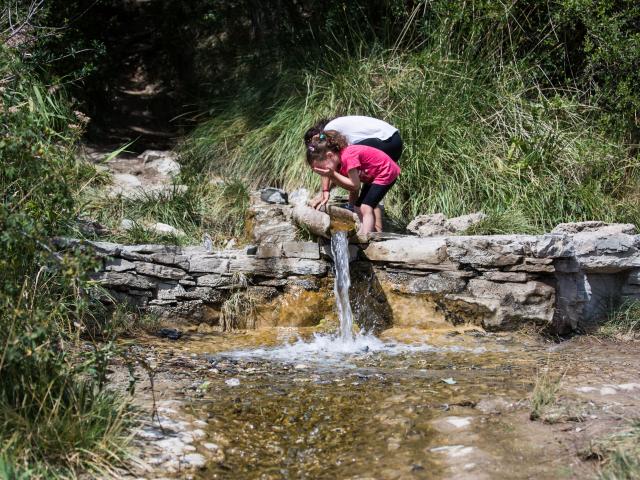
left=304, top=116, right=403, bottom=230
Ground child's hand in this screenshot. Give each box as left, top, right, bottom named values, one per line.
left=312, top=166, right=335, bottom=178
left=310, top=191, right=330, bottom=210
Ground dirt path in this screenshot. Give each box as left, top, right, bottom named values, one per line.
left=82, top=0, right=194, bottom=154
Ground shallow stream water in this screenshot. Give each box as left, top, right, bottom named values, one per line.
left=167, top=234, right=564, bottom=479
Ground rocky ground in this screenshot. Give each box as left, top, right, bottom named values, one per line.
left=109, top=328, right=640, bottom=479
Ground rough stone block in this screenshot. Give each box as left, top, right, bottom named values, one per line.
left=552, top=221, right=636, bottom=235
left=228, top=257, right=328, bottom=277
left=481, top=271, right=528, bottom=283
left=506, top=257, right=555, bottom=273
left=530, top=234, right=574, bottom=258
left=196, top=274, right=232, bottom=288
left=157, top=282, right=186, bottom=301
left=189, top=256, right=230, bottom=274
left=176, top=287, right=224, bottom=303
left=89, top=241, right=122, bottom=256
left=256, top=243, right=283, bottom=258
left=627, top=270, right=640, bottom=285
left=446, top=236, right=527, bottom=267
left=178, top=277, right=197, bottom=286
left=105, top=258, right=136, bottom=272
left=282, top=241, right=320, bottom=259
left=148, top=253, right=190, bottom=270
left=363, top=237, right=447, bottom=265
left=572, top=232, right=640, bottom=272
left=92, top=271, right=155, bottom=290
left=135, top=261, right=187, bottom=280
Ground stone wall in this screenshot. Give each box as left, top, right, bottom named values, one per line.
left=61, top=218, right=640, bottom=334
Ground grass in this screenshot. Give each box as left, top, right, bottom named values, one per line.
left=585, top=420, right=640, bottom=480
left=180, top=47, right=640, bottom=233
left=79, top=176, right=250, bottom=247
left=530, top=365, right=563, bottom=421
left=221, top=273, right=258, bottom=331
left=599, top=300, right=640, bottom=340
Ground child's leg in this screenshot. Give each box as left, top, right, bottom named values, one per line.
left=355, top=182, right=395, bottom=234
left=348, top=190, right=358, bottom=206
left=359, top=204, right=376, bottom=233
left=374, top=207, right=383, bottom=232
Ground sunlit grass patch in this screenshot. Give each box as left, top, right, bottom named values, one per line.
left=79, top=177, right=250, bottom=247
left=584, top=420, right=640, bottom=480
left=599, top=300, right=640, bottom=340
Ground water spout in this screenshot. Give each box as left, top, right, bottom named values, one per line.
left=331, top=231, right=354, bottom=342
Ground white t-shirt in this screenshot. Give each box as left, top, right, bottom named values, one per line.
left=324, top=116, right=398, bottom=144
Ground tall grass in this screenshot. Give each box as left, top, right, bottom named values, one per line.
left=181, top=46, right=640, bottom=233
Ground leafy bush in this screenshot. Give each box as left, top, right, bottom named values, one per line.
left=0, top=46, right=132, bottom=477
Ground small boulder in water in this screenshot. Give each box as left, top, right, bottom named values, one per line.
left=158, top=328, right=183, bottom=340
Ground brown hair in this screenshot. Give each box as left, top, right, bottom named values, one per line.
left=305, top=130, right=348, bottom=165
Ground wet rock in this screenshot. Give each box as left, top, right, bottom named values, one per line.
left=260, top=187, right=288, bottom=204
left=292, top=205, right=331, bottom=239
left=475, top=397, right=516, bottom=414
left=182, top=453, right=206, bottom=469
left=158, top=328, right=183, bottom=340
left=176, top=287, right=224, bottom=303
left=444, top=279, right=555, bottom=329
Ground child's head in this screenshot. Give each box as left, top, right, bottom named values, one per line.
left=305, top=130, right=348, bottom=169
left=303, top=118, right=333, bottom=146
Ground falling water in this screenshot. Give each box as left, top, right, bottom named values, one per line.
left=330, top=231, right=354, bottom=342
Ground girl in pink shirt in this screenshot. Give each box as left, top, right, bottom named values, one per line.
left=306, top=130, right=400, bottom=234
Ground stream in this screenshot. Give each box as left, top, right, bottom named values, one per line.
left=122, top=233, right=640, bottom=479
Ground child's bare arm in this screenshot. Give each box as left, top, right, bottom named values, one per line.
left=330, top=169, right=361, bottom=192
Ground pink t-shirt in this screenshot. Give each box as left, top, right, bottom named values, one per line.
left=338, top=145, right=400, bottom=185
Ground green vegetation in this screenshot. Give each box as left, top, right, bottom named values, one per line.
left=180, top=1, right=640, bottom=233
left=599, top=300, right=640, bottom=340
left=0, top=46, right=132, bottom=477
left=587, top=420, right=640, bottom=480
left=80, top=176, right=250, bottom=246
left=221, top=273, right=258, bottom=331
left=530, top=367, right=563, bottom=421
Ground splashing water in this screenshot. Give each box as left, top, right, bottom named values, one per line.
left=331, top=231, right=354, bottom=342
left=220, top=231, right=495, bottom=363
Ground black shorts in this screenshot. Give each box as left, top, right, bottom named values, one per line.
left=354, top=131, right=403, bottom=162
left=355, top=181, right=396, bottom=208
